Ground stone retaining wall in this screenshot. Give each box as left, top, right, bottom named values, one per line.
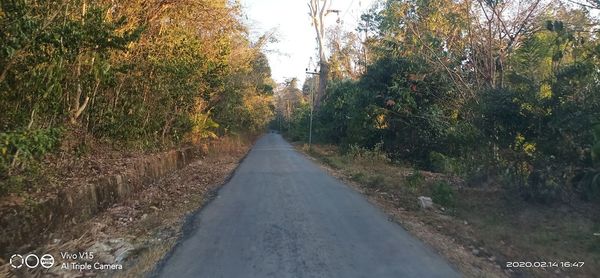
left=0, top=146, right=199, bottom=255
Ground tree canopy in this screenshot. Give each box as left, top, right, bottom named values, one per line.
left=279, top=0, right=600, bottom=203
left=0, top=0, right=275, bottom=182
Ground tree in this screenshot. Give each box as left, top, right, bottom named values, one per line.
left=275, top=78, right=305, bottom=124
left=308, top=0, right=332, bottom=107
left=0, top=0, right=276, bottom=179
left=287, top=0, right=600, bottom=203
left=327, top=25, right=362, bottom=80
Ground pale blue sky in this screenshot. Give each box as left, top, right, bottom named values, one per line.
left=241, top=0, right=377, bottom=84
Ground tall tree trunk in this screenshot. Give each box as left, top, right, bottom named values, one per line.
left=308, top=0, right=330, bottom=109
left=316, top=61, right=329, bottom=108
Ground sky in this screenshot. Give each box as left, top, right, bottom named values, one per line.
left=241, top=0, right=377, bottom=85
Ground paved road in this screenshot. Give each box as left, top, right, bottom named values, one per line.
left=156, top=133, right=460, bottom=278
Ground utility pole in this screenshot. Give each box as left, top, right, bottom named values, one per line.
left=306, top=69, right=319, bottom=149
left=287, top=99, right=291, bottom=131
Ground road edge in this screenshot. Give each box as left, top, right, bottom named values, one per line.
left=147, top=142, right=254, bottom=278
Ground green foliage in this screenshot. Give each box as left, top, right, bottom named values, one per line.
left=522, top=166, right=563, bottom=203
left=405, top=170, right=425, bottom=193
left=0, top=0, right=274, bottom=142
left=428, top=151, right=456, bottom=174
left=284, top=0, right=600, bottom=204
left=350, top=172, right=366, bottom=183
left=309, top=56, right=454, bottom=165
left=0, top=0, right=141, bottom=131
left=0, top=0, right=275, bottom=191
left=314, top=80, right=363, bottom=144
left=431, top=181, right=455, bottom=208
left=0, top=128, right=62, bottom=177
left=346, top=142, right=389, bottom=163
left=283, top=104, right=311, bottom=142
left=320, top=155, right=345, bottom=169
left=349, top=171, right=384, bottom=189
left=574, top=124, right=600, bottom=201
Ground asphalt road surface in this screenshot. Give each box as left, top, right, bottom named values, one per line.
left=156, top=133, right=460, bottom=278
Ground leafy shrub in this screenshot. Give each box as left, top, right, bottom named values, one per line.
left=347, top=144, right=364, bottom=158
left=350, top=172, right=366, bottom=183
left=0, top=128, right=63, bottom=176
left=405, top=170, right=425, bottom=192
left=428, top=151, right=463, bottom=174
left=346, top=142, right=389, bottom=164
left=521, top=167, right=562, bottom=203
left=432, top=181, right=455, bottom=207
left=367, top=175, right=385, bottom=188
left=349, top=171, right=384, bottom=189
left=320, top=155, right=345, bottom=169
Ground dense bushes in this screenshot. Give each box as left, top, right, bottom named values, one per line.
left=312, top=56, right=457, bottom=165
left=432, top=181, right=455, bottom=208
left=0, top=0, right=274, bottom=179
left=281, top=0, right=600, bottom=203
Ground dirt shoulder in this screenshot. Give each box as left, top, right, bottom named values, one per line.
left=295, top=143, right=598, bottom=278
left=0, top=137, right=252, bottom=277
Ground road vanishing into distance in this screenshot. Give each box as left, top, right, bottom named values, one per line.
left=156, top=133, right=460, bottom=278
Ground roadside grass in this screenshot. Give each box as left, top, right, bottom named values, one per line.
left=455, top=191, right=600, bottom=269
left=300, top=143, right=600, bottom=278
